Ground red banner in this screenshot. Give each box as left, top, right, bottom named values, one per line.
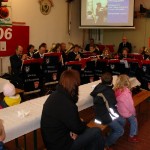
left=0, top=26, right=29, bottom=56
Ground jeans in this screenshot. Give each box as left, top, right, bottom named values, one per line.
left=127, top=115, right=138, bottom=136
left=106, top=116, right=126, bottom=147
left=0, top=142, right=4, bottom=150
left=70, top=127, right=105, bottom=150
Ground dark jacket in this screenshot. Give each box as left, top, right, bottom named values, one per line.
left=33, top=52, right=44, bottom=58
left=118, top=42, right=132, bottom=54
left=41, top=85, right=86, bottom=150
left=33, top=52, right=41, bottom=58
left=10, top=54, right=24, bottom=88
left=10, top=54, right=22, bottom=76
left=67, top=51, right=83, bottom=61
left=90, top=83, right=118, bottom=125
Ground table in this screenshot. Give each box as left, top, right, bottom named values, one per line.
left=0, top=77, right=141, bottom=143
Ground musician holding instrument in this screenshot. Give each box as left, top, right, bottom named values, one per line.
left=27, top=44, right=35, bottom=58
left=33, top=44, right=46, bottom=59
left=100, top=48, right=112, bottom=59
left=140, top=46, right=150, bottom=60
left=67, top=45, right=83, bottom=61
left=10, top=45, right=27, bottom=88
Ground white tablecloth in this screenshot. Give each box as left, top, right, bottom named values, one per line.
left=0, top=77, right=140, bottom=143
left=1, top=81, right=99, bottom=143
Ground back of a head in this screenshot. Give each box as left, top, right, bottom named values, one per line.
left=59, top=69, right=80, bottom=99
left=101, top=72, right=112, bottom=85
left=115, top=74, right=131, bottom=90
left=3, top=82, right=16, bottom=97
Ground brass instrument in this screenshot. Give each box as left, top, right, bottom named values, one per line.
left=144, top=47, right=150, bottom=55
left=48, top=43, right=56, bottom=52
left=66, top=42, right=74, bottom=54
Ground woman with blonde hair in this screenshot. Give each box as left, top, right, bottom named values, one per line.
left=101, top=48, right=112, bottom=59
left=114, top=74, right=140, bottom=143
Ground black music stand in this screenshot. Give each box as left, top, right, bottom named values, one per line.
left=22, top=58, right=43, bottom=98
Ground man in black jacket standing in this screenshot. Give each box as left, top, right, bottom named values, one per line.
left=118, top=36, right=132, bottom=54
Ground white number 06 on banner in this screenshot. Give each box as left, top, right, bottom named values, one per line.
left=0, top=28, right=12, bottom=40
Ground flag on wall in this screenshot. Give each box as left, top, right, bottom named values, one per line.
left=0, top=0, right=12, bottom=26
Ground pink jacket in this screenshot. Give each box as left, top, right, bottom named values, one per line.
left=115, top=87, right=136, bottom=118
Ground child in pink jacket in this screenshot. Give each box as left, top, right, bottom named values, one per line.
left=114, top=74, right=140, bottom=143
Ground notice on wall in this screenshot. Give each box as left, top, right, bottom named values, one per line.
left=0, top=41, right=6, bottom=51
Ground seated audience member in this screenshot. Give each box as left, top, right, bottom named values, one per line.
left=0, top=119, right=6, bottom=149
left=10, top=45, right=27, bottom=88
left=101, top=48, right=112, bottom=59
left=90, top=72, right=125, bottom=150
left=41, top=69, right=105, bottom=150
left=119, top=48, right=131, bottom=59
left=67, top=44, right=83, bottom=61
left=114, top=75, right=140, bottom=143
left=0, top=82, right=21, bottom=109
left=118, top=36, right=132, bottom=54
left=27, top=44, right=35, bottom=58
left=50, top=43, right=63, bottom=63
left=33, top=44, right=46, bottom=58
left=140, top=46, right=149, bottom=60
left=85, top=38, right=97, bottom=51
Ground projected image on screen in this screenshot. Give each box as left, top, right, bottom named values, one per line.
left=86, top=0, right=108, bottom=24
left=81, top=0, right=134, bottom=28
